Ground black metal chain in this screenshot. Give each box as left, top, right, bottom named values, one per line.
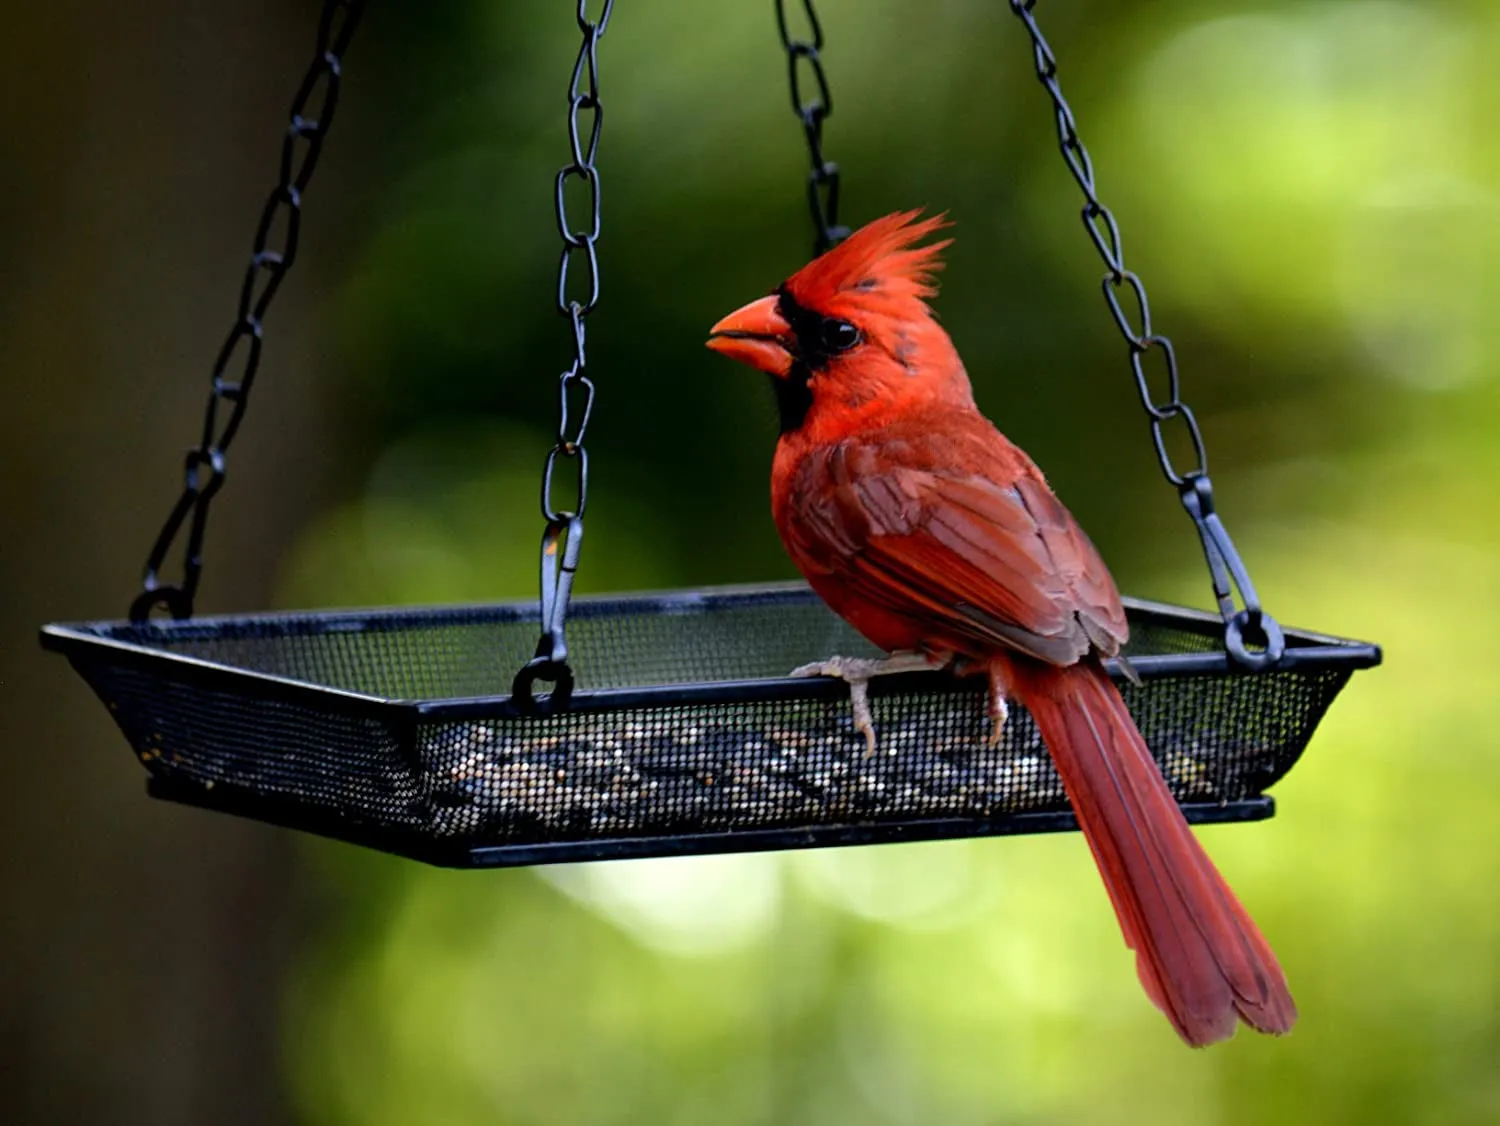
left=129, top=0, right=366, bottom=624
left=775, top=0, right=848, bottom=255
left=1006, top=0, right=1284, bottom=669
left=511, top=0, right=615, bottom=715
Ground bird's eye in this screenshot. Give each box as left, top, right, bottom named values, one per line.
left=820, top=318, right=861, bottom=353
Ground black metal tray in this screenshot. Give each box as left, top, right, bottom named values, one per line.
left=40, top=583, right=1380, bottom=867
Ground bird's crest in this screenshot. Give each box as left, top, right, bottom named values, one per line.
left=784, top=210, right=952, bottom=313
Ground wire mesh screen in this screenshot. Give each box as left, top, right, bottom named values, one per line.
left=97, top=593, right=878, bottom=697
left=46, top=585, right=1376, bottom=865
left=413, top=671, right=1348, bottom=840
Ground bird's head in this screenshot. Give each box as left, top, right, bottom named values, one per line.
left=707, top=209, right=973, bottom=434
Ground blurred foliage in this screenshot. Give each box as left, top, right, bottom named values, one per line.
left=273, top=1, right=1499, bottom=1123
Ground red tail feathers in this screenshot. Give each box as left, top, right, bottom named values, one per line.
left=1011, top=658, right=1297, bottom=1046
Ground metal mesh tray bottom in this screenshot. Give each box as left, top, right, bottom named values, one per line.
left=43, top=585, right=1379, bottom=867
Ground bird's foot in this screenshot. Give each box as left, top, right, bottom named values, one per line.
left=790, top=651, right=949, bottom=756
left=987, top=695, right=1010, bottom=749
left=986, top=664, right=1012, bottom=749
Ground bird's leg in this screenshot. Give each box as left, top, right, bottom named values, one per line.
left=986, top=663, right=1012, bottom=749
left=790, top=650, right=950, bottom=756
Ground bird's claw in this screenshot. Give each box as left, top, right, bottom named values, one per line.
left=791, top=657, right=879, bottom=755
left=788, top=657, right=846, bottom=680
left=986, top=663, right=1011, bottom=748
left=791, top=651, right=951, bottom=756
left=987, top=695, right=1009, bottom=749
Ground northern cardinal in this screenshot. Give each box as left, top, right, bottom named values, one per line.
left=706, top=210, right=1295, bottom=1046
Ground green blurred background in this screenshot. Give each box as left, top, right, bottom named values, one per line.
left=3, top=0, right=1496, bottom=1122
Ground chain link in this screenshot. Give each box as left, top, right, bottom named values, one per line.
left=775, top=0, right=848, bottom=255
left=1006, top=1, right=1284, bottom=668
left=129, top=0, right=366, bottom=623
left=512, top=0, right=615, bottom=714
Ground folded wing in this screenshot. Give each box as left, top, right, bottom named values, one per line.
left=781, top=421, right=1128, bottom=666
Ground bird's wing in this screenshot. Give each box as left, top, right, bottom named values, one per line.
left=782, top=428, right=1128, bottom=665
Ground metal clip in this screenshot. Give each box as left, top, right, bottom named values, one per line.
left=1177, top=475, right=1286, bottom=670
left=511, top=517, right=584, bottom=714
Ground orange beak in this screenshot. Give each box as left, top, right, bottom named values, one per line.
left=706, top=295, right=794, bottom=378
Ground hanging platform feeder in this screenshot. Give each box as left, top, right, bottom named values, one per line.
left=40, top=0, right=1380, bottom=868
left=41, top=586, right=1377, bottom=868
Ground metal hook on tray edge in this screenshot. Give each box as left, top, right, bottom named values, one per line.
left=1177, top=475, right=1286, bottom=670
left=511, top=516, right=584, bottom=715
left=128, top=583, right=194, bottom=625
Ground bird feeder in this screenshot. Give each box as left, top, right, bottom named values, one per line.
left=40, top=0, right=1379, bottom=868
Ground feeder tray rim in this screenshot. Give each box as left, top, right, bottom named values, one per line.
left=39, top=582, right=1382, bottom=723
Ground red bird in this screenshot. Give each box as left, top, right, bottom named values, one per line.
left=706, top=211, right=1296, bottom=1046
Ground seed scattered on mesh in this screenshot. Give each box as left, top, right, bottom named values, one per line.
left=419, top=699, right=1226, bottom=840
